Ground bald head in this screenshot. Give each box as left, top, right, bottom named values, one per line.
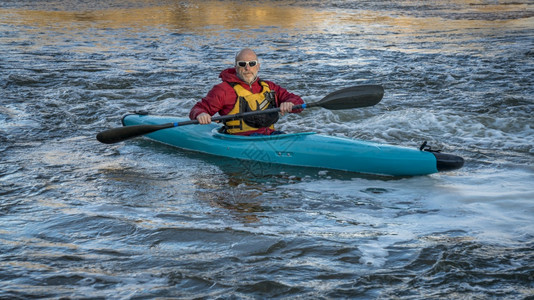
left=235, top=48, right=258, bottom=63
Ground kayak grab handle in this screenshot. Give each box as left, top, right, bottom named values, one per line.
left=419, top=141, right=465, bottom=172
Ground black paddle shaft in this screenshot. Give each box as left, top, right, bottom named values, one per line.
left=96, top=84, right=384, bottom=144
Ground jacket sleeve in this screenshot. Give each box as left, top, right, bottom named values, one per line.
left=267, top=81, right=304, bottom=113
left=189, top=84, right=230, bottom=120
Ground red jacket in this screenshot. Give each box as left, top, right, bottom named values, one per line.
left=189, top=68, right=304, bottom=135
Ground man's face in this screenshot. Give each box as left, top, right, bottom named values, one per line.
left=235, top=52, right=260, bottom=84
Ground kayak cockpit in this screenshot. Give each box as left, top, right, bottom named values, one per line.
left=211, top=128, right=317, bottom=141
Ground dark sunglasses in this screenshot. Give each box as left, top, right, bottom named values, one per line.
left=236, top=60, right=258, bottom=68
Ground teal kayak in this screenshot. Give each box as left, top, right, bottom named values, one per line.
left=120, top=113, right=464, bottom=177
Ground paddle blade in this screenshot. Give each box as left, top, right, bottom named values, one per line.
left=96, top=123, right=174, bottom=144
left=312, top=85, right=384, bottom=110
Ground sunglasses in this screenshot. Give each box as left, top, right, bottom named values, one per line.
left=236, top=60, right=258, bottom=68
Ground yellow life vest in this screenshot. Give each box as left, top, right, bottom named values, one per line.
left=224, top=81, right=279, bottom=134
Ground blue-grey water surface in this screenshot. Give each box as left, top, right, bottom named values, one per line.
left=1, top=0, right=533, bottom=298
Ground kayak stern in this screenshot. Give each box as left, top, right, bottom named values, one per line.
left=432, top=152, right=465, bottom=172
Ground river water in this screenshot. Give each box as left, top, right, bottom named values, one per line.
left=1, top=0, right=533, bottom=298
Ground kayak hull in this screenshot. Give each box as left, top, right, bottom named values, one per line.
left=121, top=114, right=463, bottom=176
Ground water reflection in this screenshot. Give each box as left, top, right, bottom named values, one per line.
left=195, top=187, right=264, bottom=223
left=3, top=0, right=531, bottom=56
left=0, top=2, right=323, bottom=32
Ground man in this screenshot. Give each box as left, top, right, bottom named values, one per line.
left=189, top=48, right=304, bottom=135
